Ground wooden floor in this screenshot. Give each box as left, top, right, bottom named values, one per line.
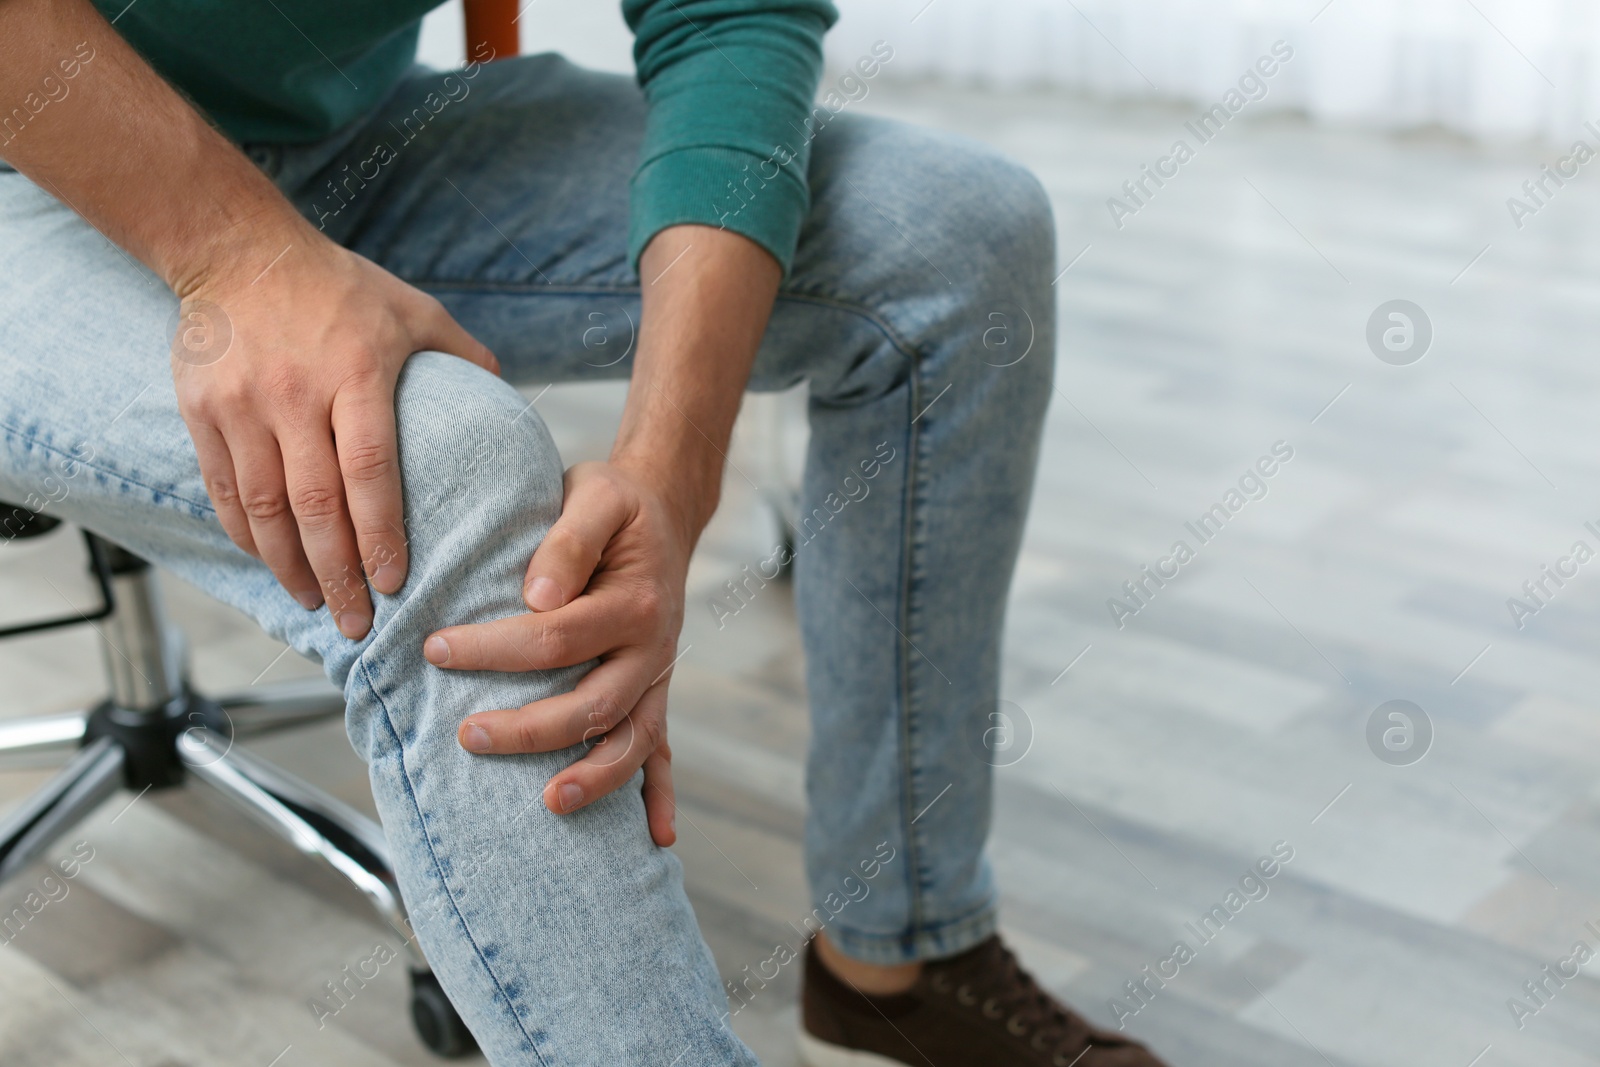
left=4, top=80, right=1600, bottom=1066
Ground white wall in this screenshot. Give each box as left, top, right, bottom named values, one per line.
left=421, top=0, right=1600, bottom=143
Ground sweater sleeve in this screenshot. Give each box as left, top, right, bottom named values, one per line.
left=622, top=0, right=838, bottom=275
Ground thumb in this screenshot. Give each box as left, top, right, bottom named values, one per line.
left=414, top=299, right=500, bottom=377
left=523, top=467, right=633, bottom=611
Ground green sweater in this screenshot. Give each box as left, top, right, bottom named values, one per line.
left=92, top=0, right=837, bottom=273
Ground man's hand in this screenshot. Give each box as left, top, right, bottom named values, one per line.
left=0, top=0, right=497, bottom=637
left=423, top=224, right=783, bottom=848
left=176, top=235, right=497, bottom=637
left=423, top=460, right=693, bottom=846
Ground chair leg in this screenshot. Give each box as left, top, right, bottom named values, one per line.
left=211, top=677, right=347, bottom=739
left=0, top=736, right=124, bottom=887
left=178, top=727, right=426, bottom=968
left=0, top=709, right=89, bottom=769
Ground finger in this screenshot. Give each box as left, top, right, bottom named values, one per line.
left=186, top=421, right=256, bottom=558
left=280, top=431, right=372, bottom=638
left=457, top=651, right=654, bottom=754
left=642, top=740, right=676, bottom=847
left=412, top=299, right=500, bottom=377
left=223, top=426, right=323, bottom=610
left=522, top=470, right=633, bottom=611
left=331, top=383, right=407, bottom=596
left=544, top=682, right=668, bottom=816
left=425, top=587, right=649, bottom=672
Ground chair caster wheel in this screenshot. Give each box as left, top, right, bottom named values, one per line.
left=410, top=969, right=477, bottom=1058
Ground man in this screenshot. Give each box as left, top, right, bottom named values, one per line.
left=0, top=0, right=1166, bottom=1063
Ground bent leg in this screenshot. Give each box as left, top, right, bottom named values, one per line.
left=275, top=58, right=1057, bottom=969
left=0, top=169, right=754, bottom=1065
left=764, top=118, right=1058, bottom=965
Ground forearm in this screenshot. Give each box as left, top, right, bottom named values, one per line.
left=613, top=224, right=782, bottom=543
left=0, top=0, right=306, bottom=295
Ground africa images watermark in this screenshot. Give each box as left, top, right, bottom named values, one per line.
left=1505, top=124, right=1600, bottom=230
left=0, top=840, right=95, bottom=947
left=1106, top=40, right=1295, bottom=230
left=1506, top=916, right=1600, bottom=1030
left=1106, top=441, right=1295, bottom=629
left=720, top=841, right=897, bottom=1027
left=1, top=40, right=97, bottom=147
left=1109, top=840, right=1296, bottom=1030
left=308, top=940, right=403, bottom=1029
left=712, top=40, right=896, bottom=231
left=1503, top=520, right=1600, bottom=630
left=310, top=41, right=497, bottom=231
left=708, top=441, right=897, bottom=630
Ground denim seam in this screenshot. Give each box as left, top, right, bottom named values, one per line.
left=0, top=420, right=214, bottom=518
left=411, top=280, right=926, bottom=365
left=357, top=656, right=552, bottom=1067
left=893, top=344, right=928, bottom=952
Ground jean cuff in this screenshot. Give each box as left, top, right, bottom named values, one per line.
left=818, top=899, right=999, bottom=967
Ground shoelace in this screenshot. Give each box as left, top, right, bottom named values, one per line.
left=928, top=942, right=1122, bottom=1063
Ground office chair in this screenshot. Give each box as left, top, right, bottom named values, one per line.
left=0, top=504, right=477, bottom=1056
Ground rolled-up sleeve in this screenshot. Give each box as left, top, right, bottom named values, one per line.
left=623, top=0, right=838, bottom=275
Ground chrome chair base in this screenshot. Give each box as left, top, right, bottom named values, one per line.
left=0, top=529, right=476, bottom=1057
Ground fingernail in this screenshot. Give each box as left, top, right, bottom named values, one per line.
left=461, top=723, right=491, bottom=752
left=525, top=575, right=562, bottom=612
left=423, top=635, right=450, bottom=665
left=336, top=611, right=370, bottom=640
left=372, top=562, right=405, bottom=595
left=294, top=590, right=322, bottom=611
left=557, top=782, right=584, bottom=813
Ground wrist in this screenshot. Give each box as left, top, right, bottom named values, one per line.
left=611, top=437, right=723, bottom=546
left=164, top=192, right=315, bottom=300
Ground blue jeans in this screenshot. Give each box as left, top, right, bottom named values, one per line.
left=0, top=56, right=1053, bottom=1064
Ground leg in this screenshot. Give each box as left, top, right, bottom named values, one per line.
left=786, top=116, right=1057, bottom=964
left=281, top=56, right=1052, bottom=964
left=282, top=58, right=1151, bottom=1064
left=0, top=166, right=755, bottom=1065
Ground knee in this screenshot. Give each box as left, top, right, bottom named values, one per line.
left=385, top=351, right=565, bottom=633
left=883, top=127, right=1055, bottom=299
left=946, top=144, right=1056, bottom=293
left=830, top=119, right=1056, bottom=345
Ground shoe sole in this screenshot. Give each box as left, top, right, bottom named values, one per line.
left=797, top=1030, right=913, bottom=1067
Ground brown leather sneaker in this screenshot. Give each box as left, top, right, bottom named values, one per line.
left=799, top=935, right=1169, bottom=1067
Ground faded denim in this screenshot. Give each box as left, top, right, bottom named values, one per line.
left=0, top=55, right=1055, bottom=1065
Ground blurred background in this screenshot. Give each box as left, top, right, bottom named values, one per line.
left=4, top=1, right=1600, bottom=1064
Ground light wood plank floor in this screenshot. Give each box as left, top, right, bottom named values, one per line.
left=3, top=79, right=1599, bottom=1066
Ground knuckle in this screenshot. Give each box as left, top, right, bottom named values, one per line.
left=633, top=578, right=664, bottom=618
left=594, top=471, right=628, bottom=511
left=638, top=712, right=665, bottom=753
left=261, top=367, right=311, bottom=405
left=513, top=715, right=544, bottom=752
left=532, top=619, right=570, bottom=664
left=586, top=690, right=628, bottom=733
left=240, top=490, right=291, bottom=523
left=207, top=475, right=241, bottom=510
left=542, top=524, right=587, bottom=562
left=288, top=482, right=343, bottom=523
left=417, top=292, right=450, bottom=322
left=340, top=438, right=394, bottom=484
